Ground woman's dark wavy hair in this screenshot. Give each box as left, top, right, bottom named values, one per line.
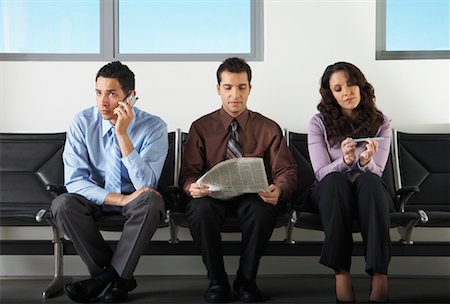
left=318, top=62, right=384, bottom=146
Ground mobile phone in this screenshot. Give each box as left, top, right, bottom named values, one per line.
left=352, top=137, right=384, bottom=143
left=123, top=93, right=138, bottom=107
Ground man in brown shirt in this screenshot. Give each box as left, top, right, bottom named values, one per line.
left=179, top=57, right=297, bottom=303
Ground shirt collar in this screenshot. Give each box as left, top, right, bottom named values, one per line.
left=102, top=119, right=115, bottom=137
left=219, top=107, right=249, bottom=131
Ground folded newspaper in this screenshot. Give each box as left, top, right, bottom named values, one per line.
left=196, top=157, right=269, bottom=200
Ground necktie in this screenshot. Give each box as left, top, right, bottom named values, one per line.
left=104, top=129, right=122, bottom=193
left=226, top=120, right=243, bottom=159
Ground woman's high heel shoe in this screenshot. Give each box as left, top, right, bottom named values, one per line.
left=335, top=285, right=355, bottom=303
left=369, top=286, right=389, bottom=303
left=335, top=271, right=356, bottom=303
left=369, top=274, right=389, bottom=303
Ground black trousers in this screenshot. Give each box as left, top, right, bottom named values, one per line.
left=51, top=192, right=164, bottom=279
left=186, top=194, right=277, bottom=283
left=309, top=172, right=395, bottom=275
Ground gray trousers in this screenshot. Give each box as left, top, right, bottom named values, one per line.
left=51, top=192, right=164, bottom=280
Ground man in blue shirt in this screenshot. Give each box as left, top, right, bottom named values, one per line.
left=51, top=61, right=168, bottom=303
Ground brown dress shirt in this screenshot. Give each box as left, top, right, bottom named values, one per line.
left=179, top=108, right=298, bottom=201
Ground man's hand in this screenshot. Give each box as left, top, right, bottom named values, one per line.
left=258, top=184, right=282, bottom=205
left=105, top=187, right=161, bottom=206
left=359, top=139, right=379, bottom=166
left=113, top=100, right=134, bottom=136
left=112, top=100, right=135, bottom=158
left=341, top=137, right=356, bottom=166
left=188, top=183, right=211, bottom=199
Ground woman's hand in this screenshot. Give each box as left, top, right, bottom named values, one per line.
left=359, top=139, right=379, bottom=166
left=341, top=137, right=356, bottom=166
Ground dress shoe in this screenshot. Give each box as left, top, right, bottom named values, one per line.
left=64, top=277, right=110, bottom=303
left=233, top=277, right=262, bottom=303
left=102, top=277, right=137, bottom=303
left=204, top=279, right=231, bottom=303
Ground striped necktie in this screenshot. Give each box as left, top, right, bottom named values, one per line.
left=226, top=119, right=243, bottom=159
left=104, top=128, right=122, bottom=193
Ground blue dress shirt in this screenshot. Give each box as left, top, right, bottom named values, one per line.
left=63, top=106, right=168, bottom=205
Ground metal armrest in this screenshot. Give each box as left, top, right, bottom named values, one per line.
left=417, top=209, right=429, bottom=223
left=35, top=208, right=51, bottom=223
left=46, top=184, right=67, bottom=196
left=396, top=185, right=420, bottom=196
left=396, top=186, right=420, bottom=212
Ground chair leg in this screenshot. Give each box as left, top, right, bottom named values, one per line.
left=284, top=211, right=296, bottom=244
left=42, top=237, right=72, bottom=299
left=397, top=210, right=428, bottom=245
left=41, top=216, right=71, bottom=299
left=397, top=219, right=419, bottom=245
left=168, top=211, right=179, bottom=244
left=284, top=222, right=294, bottom=244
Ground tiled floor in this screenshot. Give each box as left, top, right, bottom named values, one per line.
left=0, top=274, right=449, bottom=303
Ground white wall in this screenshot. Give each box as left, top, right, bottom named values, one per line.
left=1, top=0, right=449, bottom=277
left=1, top=1, right=449, bottom=134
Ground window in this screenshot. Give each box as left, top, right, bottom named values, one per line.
left=0, top=0, right=102, bottom=60
left=0, top=0, right=263, bottom=61
left=376, top=0, right=450, bottom=60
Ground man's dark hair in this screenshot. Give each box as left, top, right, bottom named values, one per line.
left=96, top=61, right=135, bottom=94
left=216, top=57, right=252, bottom=84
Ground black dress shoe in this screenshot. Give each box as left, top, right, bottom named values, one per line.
left=233, top=277, right=262, bottom=303
left=102, top=277, right=137, bottom=303
left=204, top=279, right=231, bottom=303
left=64, top=278, right=110, bottom=303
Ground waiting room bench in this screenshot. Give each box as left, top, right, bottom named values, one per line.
left=1, top=129, right=449, bottom=299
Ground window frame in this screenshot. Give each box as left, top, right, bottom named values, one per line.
left=0, top=0, right=263, bottom=61
left=376, top=0, right=450, bottom=60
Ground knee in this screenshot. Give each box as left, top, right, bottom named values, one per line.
left=355, top=172, right=382, bottom=189
left=51, top=193, right=76, bottom=216
left=321, top=172, right=350, bottom=189
left=243, top=200, right=276, bottom=226
left=316, top=173, right=353, bottom=210
left=186, top=198, right=216, bottom=221
left=136, top=191, right=165, bottom=212
left=359, top=172, right=378, bottom=181
left=125, top=191, right=165, bottom=222
left=252, top=202, right=276, bottom=219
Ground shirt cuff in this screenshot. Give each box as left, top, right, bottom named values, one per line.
left=122, top=149, right=139, bottom=167
left=357, top=158, right=374, bottom=173
left=338, top=157, right=353, bottom=173
left=97, top=189, right=109, bottom=205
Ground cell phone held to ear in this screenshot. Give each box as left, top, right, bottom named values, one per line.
left=124, top=93, right=138, bottom=107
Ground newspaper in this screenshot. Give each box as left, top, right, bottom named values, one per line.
left=196, top=157, right=269, bottom=200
